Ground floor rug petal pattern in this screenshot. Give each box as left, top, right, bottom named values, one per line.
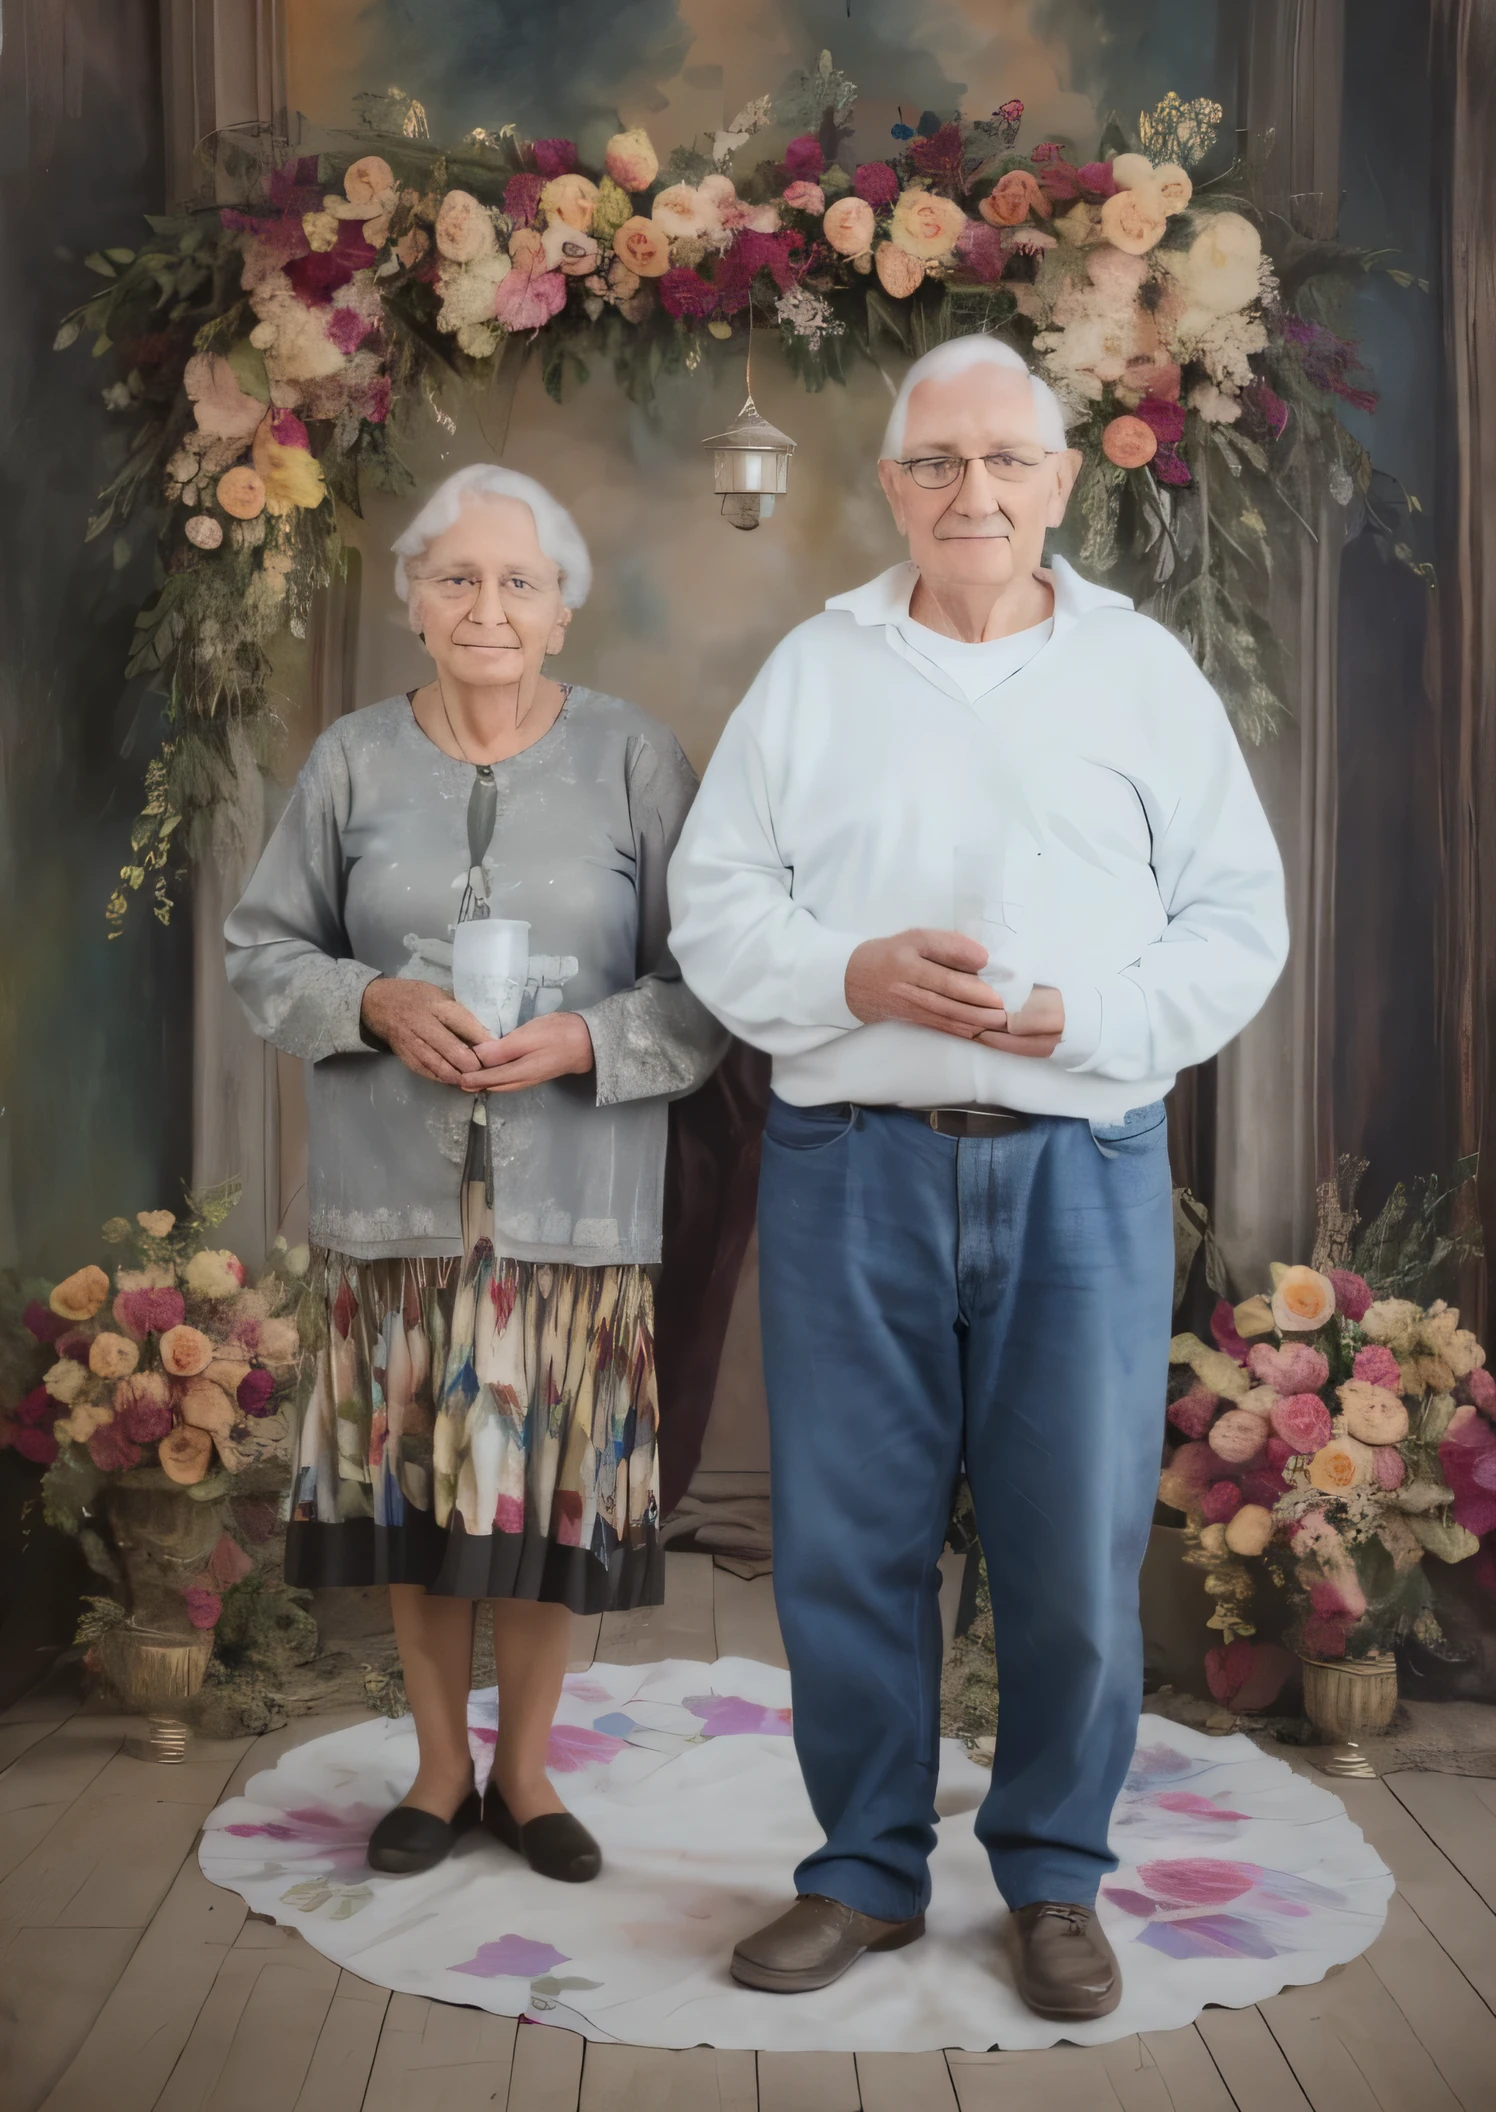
left=199, top=1656, right=1393, bottom=2052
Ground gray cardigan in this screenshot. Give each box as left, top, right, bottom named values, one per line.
left=224, top=689, right=727, bottom=1264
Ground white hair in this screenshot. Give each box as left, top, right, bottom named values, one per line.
left=880, top=336, right=1069, bottom=459
left=392, top=464, right=592, bottom=608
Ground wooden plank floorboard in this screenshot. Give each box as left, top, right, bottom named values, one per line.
left=948, top=2045, right=1153, bottom=2110
left=506, top=2022, right=585, bottom=2112
left=711, top=1570, right=788, bottom=1669
left=0, top=1922, right=142, bottom=2112
left=291, top=1970, right=389, bottom=2112
left=0, top=1671, right=83, bottom=1773
left=361, top=1991, right=519, bottom=2109
left=0, top=1715, right=129, bottom=1886
left=1195, top=2007, right=1313, bottom=2112
left=195, top=1924, right=343, bottom=2112
left=578, top=2043, right=757, bottom=2111
left=1258, top=1953, right=1461, bottom=2112
left=857, top=2050, right=957, bottom=2109
left=757, top=2050, right=860, bottom=2111
left=1359, top=1892, right=1496, bottom=2109
left=1138, top=2028, right=1239, bottom=2111
left=1382, top=1773, right=1496, bottom=1918
left=595, top=1551, right=717, bottom=1668
left=39, top=1848, right=247, bottom=2112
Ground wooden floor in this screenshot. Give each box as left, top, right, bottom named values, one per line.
left=3, top=1552, right=1495, bottom=2112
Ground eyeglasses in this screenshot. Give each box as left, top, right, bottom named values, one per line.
left=898, top=449, right=1054, bottom=490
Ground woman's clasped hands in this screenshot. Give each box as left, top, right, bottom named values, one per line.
left=360, top=976, right=593, bottom=1092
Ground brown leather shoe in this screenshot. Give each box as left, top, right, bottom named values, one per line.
left=1008, top=1901, right=1121, bottom=2021
left=730, top=1893, right=925, bottom=1993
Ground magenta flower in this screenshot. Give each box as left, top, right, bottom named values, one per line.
left=1270, top=1391, right=1333, bottom=1456
left=1462, top=1367, right=1496, bottom=1416
left=1373, top=1445, right=1406, bottom=1491
left=222, top=1799, right=386, bottom=1868
left=1078, top=160, right=1118, bottom=198
left=114, top=1286, right=185, bottom=1339
left=715, top=229, right=806, bottom=312
left=12, top=1426, right=59, bottom=1465
left=266, top=155, right=322, bottom=211
left=658, top=266, right=719, bottom=319
left=23, top=1299, right=68, bottom=1345
left=285, top=251, right=355, bottom=305
left=1352, top=1343, right=1402, bottom=1391
left=327, top=306, right=375, bottom=356
left=953, top=221, right=1007, bottom=283
left=784, top=136, right=824, bottom=180
left=1328, top=1269, right=1373, bottom=1320
left=1245, top=381, right=1290, bottom=437
left=13, top=1385, right=54, bottom=1428
left=119, top=1388, right=173, bottom=1444
left=1204, top=1638, right=1254, bottom=1703
left=1167, top=1387, right=1219, bottom=1441
left=504, top=173, right=544, bottom=226
left=1265, top=1435, right=1294, bottom=1470
left=184, top=1585, right=223, bottom=1629
left=908, top=122, right=966, bottom=188
left=1439, top=1404, right=1496, bottom=1537
left=1209, top=1298, right=1250, bottom=1363
left=1301, top=1611, right=1351, bottom=1658
left=1135, top=396, right=1187, bottom=446
left=237, top=1367, right=276, bottom=1418
left=531, top=138, right=577, bottom=180
left=1240, top=1467, right=1288, bottom=1508
left=88, top=1421, right=144, bottom=1473
left=1202, top=1479, right=1243, bottom=1524
left=1037, top=158, right=1082, bottom=204
left=854, top=162, right=899, bottom=209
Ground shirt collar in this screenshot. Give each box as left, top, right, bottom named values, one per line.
left=824, top=554, right=1133, bottom=643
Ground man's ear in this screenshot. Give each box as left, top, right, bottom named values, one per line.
left=1046, top=447, right=1084, bottom=528
left=877, top=455, right=908, bottom=535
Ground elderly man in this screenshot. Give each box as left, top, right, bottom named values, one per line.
left=667, top=335, right=1287, bottom=2020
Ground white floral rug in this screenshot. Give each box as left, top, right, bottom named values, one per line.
left=198, top=1656, right=1393, bottom=2052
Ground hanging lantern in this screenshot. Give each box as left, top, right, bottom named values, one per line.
left=702, top=395, right=797, bottom=530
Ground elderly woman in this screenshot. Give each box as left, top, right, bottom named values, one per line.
left=225, top=464, right=725, bottom=1881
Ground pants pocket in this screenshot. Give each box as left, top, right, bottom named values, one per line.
left=763, top=1096, right=858, bottom=1154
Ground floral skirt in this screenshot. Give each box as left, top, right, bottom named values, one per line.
left=284, top=1171, right=663, bottom=1612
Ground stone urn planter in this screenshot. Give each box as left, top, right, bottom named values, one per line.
left=1299, top=1651, right=1399, bottom=1778
left=97, top=1476, right=228, bottom=1762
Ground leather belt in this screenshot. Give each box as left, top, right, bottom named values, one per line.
left=884, top=1104, right=1030, bottom=1139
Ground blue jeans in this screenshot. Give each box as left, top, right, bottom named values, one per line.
left=757, top=1095, right=1173, bottom=1918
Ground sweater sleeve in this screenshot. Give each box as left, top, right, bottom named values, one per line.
left=666, top=672, right=864, bottom=1056
left=576, top=730, right=730, bottom=1106
left=1049, top=625, right=1289, bottom=1083
left=223, top=731, right=383, bottom=1063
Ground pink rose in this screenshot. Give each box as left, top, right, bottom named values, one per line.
left=1269, top=1392, right=1333, bottom=1455
left=1247, top=1340, right=1330, bottom=1395
left=493, top=254, right=568, bottom=331
left=1352, top=1343, right=1403, bottom=1392
left=782, top=181, right=825, bottom=214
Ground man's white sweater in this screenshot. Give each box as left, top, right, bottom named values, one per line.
left=667, top=557, right=1288, bottom=1119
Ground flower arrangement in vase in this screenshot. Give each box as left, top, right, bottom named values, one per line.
left=1162, top=1253, right=1492, bottom=1732
left=0, top=1192, right=309, bottom=1718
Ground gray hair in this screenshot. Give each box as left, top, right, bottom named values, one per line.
left=392, top=464, right=592, bottom=608
left=880, top=336, right=1069, bottom=459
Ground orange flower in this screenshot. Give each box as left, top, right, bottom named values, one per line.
left=160, top=1424, right=214, bottom=1485
left=160, top=1324, right=213, bottom=1377
left=50, top=1265, right=110, bottom=1321
left=1101, top=415, right=1158, bottom=469
left=88, top=1332, right=140, bottom=1380
left=216, top=467, right=266, bottom=520
left=1271, top=1265, right=1337, bottom=1334
left=889, top=188, right=967, bottom=259
left=874, top=241, right=925, bottom=298
left=1307, top=1435, right=1375, bottom=1493
left=979, top=171, right=1051, bottom=227
left=612, top=216, right=670, bottom=278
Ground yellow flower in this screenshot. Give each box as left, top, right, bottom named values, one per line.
left=302, top=210, right=339, bottom=253
left=889, top=187, right=967, bottom=260
left=604, top=127, right=659, bottom=192
left=60, top=1401, right=115, bottom=1444
left=252, top=425, right=327, bottom=516
left=1100, top=185, right=1169, bottom=255
left=88, top=1332, right=140, bottom=1380
left=137, top=1210, right=175, bottom=1238
left=1232, top=1294, right=1276, bottom=1338
left=1055, top=201, right=1102, bottom=245
left=540, top=173, right=599, bottom=232
left=50, top=1264, right=110, bottom=1321
left=1270, top=1265, right=1336, bottom=1334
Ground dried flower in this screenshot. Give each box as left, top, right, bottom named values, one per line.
left=184, top=1247, right=248, bottom=1298
left=540, top=222, right=598, bottom=277
left=50, top=1265, right=110, bottom=1321
left=1100, top=185, right=1168, bottom=255
left=823, top=196, right=876, bottom=257
left=604, top=128, right=659, bottom=193
left=1307, top=1435, right=1376, bottom=1493
left=1158, top=1438, right=1216, bottom=1511
left=252, top=414, right=328, bottom=516
left=889, top=188, right=967, bottom=259
left=1167, top=1386, right=1218, bottom=1440
left=88, top=1419, right=144, bottom=1473
left=657, top=266, right=718, bottom=320
left=23, top=1300, right=68, bottom=1345
left=532, top=138, right=577, bottom=180
left=1169, top=211, right=1263, bottom=315
left=1270, top=1264, right=1337, bottom=1334
left=1101, top=414, right=1158, bottom=469
left=217, top=466, right=266, bottom=520
left=1189, top=382, right=1241, bottom=424
left=160, top=1423, right=213, bottom=1485
left=854, top=162, right=899, bottom=210
left=1201, top=1479, right=1243, bottom=1524
left=160, top=1324, right=213, bottom=1377
left=256, top=1317, right=300, bottom=1364
left=612, top=216, right=670, bottom=278
left=179, top=1377, right=238, bottom=1437
left=493, top=250, right=568, bottom=331
left=1360, top=1297, right=1422, bottom=1350
left=540, top=173, right=599, bottom=232
left=184, top=515, right=223, bottom=550
left=184, top=1585, right=223, bottom=1629
left=343, top=155, right=397, bottom=213
left=44, top=1358, right=88, bottom=1405
left=1233, top=1295, right=1276, bottom=1338
left=13, top=1426, right=59, bottom=1466
left=1224, top=1503, right=1274, bottom=1556
left=435, top=190, right=496, bottom=264
left=302, top=209, right=338, bottom=253
left=652, top=183, right=721, bottom=242
left=1374, top=1445, right=1407, bottom=1492
left=980, top=170, right=1050, bottom=227
left=1207, top=1407, right=1270, bottom=1464
left=782, top=180, right=825, bottom=214
left=1269, top=1392, right=1333, bottom=1455
left=88, top=1332, right=140, bottom=1380
left=237, top=1367, right=277, bottom=1418
left=115, top=1371, right=173, bottom=1443
left=1337, top=1379, right=1409, bottom=1445
left=784, top=136, right=824, bottom=180
left=1438, top=1404, right=1496, bottom=1537
left=874, top=241, right=925, bottom=298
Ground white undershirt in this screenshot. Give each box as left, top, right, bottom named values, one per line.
left=895, top=613, right=1054, bottom=702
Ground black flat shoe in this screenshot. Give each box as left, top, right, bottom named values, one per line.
left=483, top=1783, right=602, bottom=1883
left=367, top=1788, right=482, bottom=1875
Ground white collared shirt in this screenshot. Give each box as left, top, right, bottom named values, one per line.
left=666, top=558, right=1288, bottom=1118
